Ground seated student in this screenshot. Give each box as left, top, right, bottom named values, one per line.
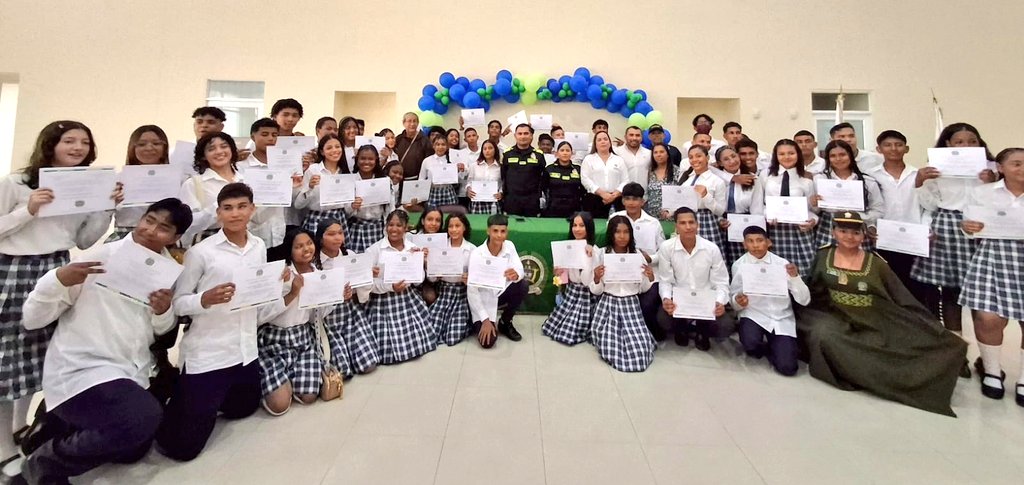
left=412, top=206, right=444, bottom=305
left=157, top=183, right=289, bottom=461
left=344, top=146, right=390, bottom=253
left=656, top=208, right=730, bottom=351
left=542, top=141, right=586, bottom=218
left=542, top=212, right=598, bottom=345
left=420, top=135, right=465, bottom=208
left=258, top=227, right=329, bottom=416
left=271, top=98, right=305, bottom=137
left=466, top=140, right=503, bottom=214
left=810, top=140, right=885, bottom=250
left=648, top=125, right=682, bottom=167
left=17, top=199, right=190, bottom=484
left=794, top=130, right=826, bottom=174
left=177, top=132, right=243, bottom=248
left=589, top=215, right=657, bottom=372
left=314, top=116, right=338, bottom=141
left=364, top=210, right=438, bottom=364
left=580, top=131, right=629, bottom=218
left=829, top=122, right=883, bottom=173
left=729, top=226, right=810, bottom=376
left=609, top=183, right=665, bottom=337
left=240, top=118, right=293, bottom=251
left=466, top=214, right=529, bottom=347
left=427, top=213, right=476, bottom=346
left=295, top=134, right=348, bottom=236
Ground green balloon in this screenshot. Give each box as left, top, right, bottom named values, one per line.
left=441, top=95, right=449, bottom=105
left=558, top=89, right=566, bottom=97
left=485, top=93, right=492, bottom=101
left=513, top=78, right=522, bottom=86
left=627, top=99, right=636, bottom=109
left=628, top=112, right=646, bottom=129
left=562, top=82, right=570, bottom=90
left=486, top=86, right=494, bottom=94
left=477, top=88, right=485, bottom=96
left=433, top=91, right=442, bottom=100
left=442, top=88, right=449, bottom=96
left=602, top=92, right=608, bottom=100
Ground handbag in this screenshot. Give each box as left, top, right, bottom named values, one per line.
left=315, top=310, right=344, bottom=401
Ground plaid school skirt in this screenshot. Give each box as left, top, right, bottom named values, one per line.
left=324, top=300, right=379, bottom=376
left=959, top=239, right=1024, bottom=321
left=815, top=212, right=875, bottom=252
left=347, top=218, right=385, bottom=254
left=769, top=223, right=815, bottom=278
left=912, top=208, right=976, bottom=287
left=697, top=209, right=724, bottom=249
left=542, top=282, right=596, bottom=346
left=303, top=209, right=348, bottom=237
left=367, top=290, right=437, bottom=364
left=427, top=185, right=458, bottom=207
left=591, top=294, right=655, bottom=373
left=257, top=323, right=323, bottom=397
left=469, top=201, right=499, bottom=215
left=428, top=281, right=471, bottom=346
left=104, top=226, right=134, bottom=243
left=0, top=251, right=70, bottom=400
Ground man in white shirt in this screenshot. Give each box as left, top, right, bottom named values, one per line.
left=239, top=118, right=293, bottom=251
left=729, top=226, right=810, bottom=376
left=19, top=199, right=192, bottom=484
left=609, top=183, right=667, bottom=338
left=656, top=207, right=730, bottom=351
left=830, top=122, right=883, bottom=172
left=868, top=130, right=925, bottom=295
left=794, top=130, right=827, bottom=174
left=156, top=183, right=287, bottom=462
left=466, top=214, right=529, bottom=348
left=613, top=126, right=651, bottom=186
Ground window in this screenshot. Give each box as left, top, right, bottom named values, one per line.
left=811, top=92, right=872, bottom=150
left=0, top=79, right=19, bottom=175
left=206, top=81, right=265, bottom=138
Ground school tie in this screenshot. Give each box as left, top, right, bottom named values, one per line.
left=690, top=174, right=699, bottom=186
left=727, top=182, right=736, bottom=213
left=780, top=171, right=791, bottom=197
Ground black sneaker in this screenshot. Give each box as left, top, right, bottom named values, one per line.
left=673, top=332, right=689, bottom=347
left=498, top=319, right=522, bottom=342
left=695, top=334, right=711, bottom=352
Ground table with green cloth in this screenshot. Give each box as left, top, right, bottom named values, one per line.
left=408, top=213, right=675, bottom=313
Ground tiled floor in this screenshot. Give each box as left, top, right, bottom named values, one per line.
left=82, top=316, right=1024, bottom=485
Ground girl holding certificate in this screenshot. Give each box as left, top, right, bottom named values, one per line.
left=364, top=210, right=437, bottom=364
left=679, top=145, right=728, bottom=247
left=177, top=132, right=242, bottom=246
left=542, top=212, right=598, bottom=346
left=315, top=220, right=379, bottom=376
left=644, top=143, right=679, bottom=220
left=715, top=146, right=760, bottom=267
left=750, top=139, right=819, bottom=276
left=108, top=125, right=170, bottom=242
left=958, top=148, right=1024, bottom=405
left=466, top=140, right=503, bottom=214
left=810, top=140, right=885, bottom=249
left=295, top=134, right=348, bottom=236
left=589, top=215, right=656, bottom=372
left=413, top=207, right=445, bottom=305
left=0, top=121, right=115, bottom=476
left=344, top=146, right=389, bottom=253
left=420, top=136, right=463, bottom=208
left=337, top=116, right=359, bottom=173
left=427, top=213, right=476, bottom=346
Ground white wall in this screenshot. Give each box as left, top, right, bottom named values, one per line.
left=1, top=0, right=1022, bottom=172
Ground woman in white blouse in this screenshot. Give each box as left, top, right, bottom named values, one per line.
left=715, top=146, right=761, bottom=267
left=580, top=131, right=629, bottom=218
left=679, top=145, right=728, bottom=248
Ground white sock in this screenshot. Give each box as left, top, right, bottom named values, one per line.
left=978, top=342, right=1003, bottom=389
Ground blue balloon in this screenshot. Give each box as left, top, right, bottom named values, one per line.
left=469, top=78, right=486, bottom=91
left=435, top=102, right=449, bottom=115
left=463, top=92, right=482, bottom=109
left=641, top=130, right=652, bottom=149
left=605, top=83, right=617, bottom=93
left=417, top=95, right=435, bottom=112
left=558, top=75, right=571, bottom=86
left=586, top=84, right=603, bottom=102
left=590, top=98, right=607, bottom=109
left=569, top=75, right=587, bottom=93
left=503, top=92, right=520, bottom=104
left=449, top=84, right=466, bottom=103
left=494, top=78, right=513, bottom=96
left=422, top=126, right=432, bottom=136
left=574, top=67, right=591, bottom=80
left=551, top=95, right=562, bottom=104
left=635, top=100, right=653, bottom=115
left=439, top=72, right=455, bottom=88
left=662, top=129, right=672, bottom=144
left=481, top=99, right=491, bottom=112
left=635, top=89, right=648, bottom=101
left=606, top=103, right=621, bottom=113
left=611, top=89, right=628, bottom=105
left=422, top=85, right=438, bottom=97
left=589, top=75, right=605, bottom=86
left=574, top=91, right=587, bottom=102
left=620, top=105, right=633, bottom=117
left=456, top=76, right=470, bottom=88
left=547, top=79, right=560, bottom=92
left=496, top=69, right=513, bottom=81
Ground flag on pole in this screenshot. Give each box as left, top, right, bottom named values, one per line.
left=931, top=89, right=944, bottom=140
left=834, top=86, right=845, bottom=125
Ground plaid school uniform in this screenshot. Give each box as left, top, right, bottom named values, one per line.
left=427, top=185, right=458, bottom=207
left=959, top=239, right=1024, bottom=321
left=590, top=294, right=655, bottom=372
left=697, top=209, right=724, bottom=249
left=303, top=209, right=348, bottom=237
left=0, top=251, right=70, bottom=400
left=428, top=281, right=471, bottom=346
left=257, top=322, right=323, bottom=396
left=768, top=224, right=815, bottom=278
left=366, top=290, right=437, bottom=364
left=323, top=300, right=378, bottom=375
left=911, top=208, right=976, bottom=287
left=542, top=282, right=596, bottom=346
left=469, top=201, right=499, bottom=215
left=347, top=218, right=385, bottom=254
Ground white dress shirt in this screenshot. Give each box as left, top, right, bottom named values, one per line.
left=177, top=169, right=243, bottom=244
left=917, top=177, right=984, bottom=213
left=966, top=179, right=1024, bottom=214
left=295, top=162, right=345, bottom=211
left=708, top=170, right=760, bottom=214
left=679, top=170, right=728, bottom=216
left=22, top=235, right=177, bottom=409
left=655, top=235, right=729, bottom=305
left=869, top=164, right=922, bottom=223
left=580, top=153, right=630, bottom=194
left=805, top=156, right=827, bottom=174
left=467, top=240, right=525, bottom=323
left=268, top=267, right=315, bottom=329
left=750, top=167, right=819, bottom=221
left=614, top=144, right=652, bottom=187
left=319, top=250, right=371, bottom=303
left=365, top=236, right=423, bottom=294
left=608, top=209, right=667, bottom=263
left=812, top=172, right=885, bottom=227
left=173, top=230, right=285, bottom=374
left=467, top=159, right=502, bottom=198
left=855, top=150, right=884, bottom=173
left=427, top=239, right=475, bottom=284
left=240, top=154, right=294, bottom=247
left=0, top=174, right=112, bottom=255
left=589, top=249, right=653, bottom=297
left=729, top=251, right=810, bottom=338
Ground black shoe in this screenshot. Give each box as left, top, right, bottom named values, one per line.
left=498, top=319, right=522, bottom=342
left=674, top=332, right=689, bottom=347
left=1016, top=384, right=1024, bottom=408
left=981, top=372, right=1006, bottom=400
left=695, top=334, right=711, bottom=352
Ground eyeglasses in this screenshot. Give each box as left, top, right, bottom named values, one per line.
left=135, top=141, right=167, bottom=148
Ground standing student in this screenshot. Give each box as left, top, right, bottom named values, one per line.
left=715, top=146, right=761, bottom=267
left=644, top=143, right=678, bottom=220
left=344, top=146, right=389, bottom=253
left=538, top=133, right=555, bottom=155
left=355, top=119, right=366, bottom=136
left=868, top=130, right=924, bottom=293
left=240, top=118, right=293, bottom=251
left=721, top=122, right=771, bottom=172
left=427, top=214, right=476, bottom=346
left=108, top=125, right=170, bottom=242
left=446, top=129, right=461, bottom=150
left=679, top=145, right=728, bottom=248
left=614, top=126, right=652, bottom=187
left=315, top=116, right=338, bottom=141
left=271, top=98, right=304, bottom=137
left=542, top=141, right=586, bottom=218
left=501, top=124, right=548, bottom=217
left=750, top=139, right=819, bottom=276
left=959, top=148, right=1024, bottom=405
left=364, top=210, right=437, bottom=364
left=794, top=130, right=826, bottom=174
left=485, top=120, right=510, bottom=153
left=378, top=128, right=399, bottom=165
left=648, top=125, right=683, bottom=167
left=177, top=132, right=243, bottom=247
left=157, top=183, right=287, bottom=461
left=542, top=212, right=597, bottom=345
left=18, top=199, right=190, bottom=484
left=337, top=116, right=360, bottom=173
left=735, top=138, right=763, bottom=176
left=240, top=118, right=279, bottom=170
left=394, top=113, right=431, bottom=179
left=810, top=140, right=885, bottom=249
left=682, top=114, right=727, bottom=154
left=384, top=160, right=415, bottom=213
left=589, top=215, right=657, bottom=371
left=295, top=134, right=348, bottom=236
left=462, top=127, right=481, bottom=158
left=467, top=140, right=503, bottom=214
left=730, top=226, right=810, bottom=376
left=680, top=132, right=714, bottom=168
left=466, top=214, right=529, bottom=347
left=192, top=107, right=226, bottom=141
left=420, top=136, right=464, bottom=208
left=829, top=122, right=883, bottom=173
left=580, top=131, right=629, bottom=218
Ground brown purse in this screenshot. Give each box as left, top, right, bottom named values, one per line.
left=316, top=312, right=344, bottom=401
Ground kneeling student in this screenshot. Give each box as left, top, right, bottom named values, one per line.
left=729, top=226, right=810, bottom=376
left=19, top=199, right=191, bottom=483
left=466, top=214, right=528, bottom=348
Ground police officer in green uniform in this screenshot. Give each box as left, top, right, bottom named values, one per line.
left=542, top=141, right=585, bottom=218
left=500, top=123, right=548, bottom=217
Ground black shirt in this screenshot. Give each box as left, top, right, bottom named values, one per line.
left=501, top=145, right=548, bottom=196
left=543, top=162, right=585, bottom=218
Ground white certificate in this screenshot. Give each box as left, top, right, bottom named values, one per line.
left=467, top=253, right=509, bottom=290
left=401, top=180, right=430, bottom=204
left=875, top=219, right=931, bottom=256
left=471, top=180, right=499, bottom=202
left=672, top=287, right=716, bottom=320
left=550, top=240, right=588, bottom=270
left=276, top=136, right=317, bottom=153
left=267, top=145, right=303, bottom=175
left=815, top=179, right=865, bottom=211
left=249, top=168, right=294, bottom=207
left=765, top=196, right=809, bottom=224
left=409, top=233, right=448, bottom=250
left=355, top=135, right=386, bottom=152
left=602, top=253, right=645, bottom=284
left=229, top=261, right=285, bottom=312
left=544, top=153, right=556, bottom=164
left=660, top=185, right=699, bottom=212
left=506, top=110, right=528, bottom=130
left=927, top=147, right=988, bottom=178
left=94, top=242, right=183, bottom=306
left=427, top=247, right=465, bottom=277
left=169, top=141, right=197, bottom=175
left=119, top=165, right=181, bottom=207
left=739, top=264, right=789, bottom=297
left=565, top=132, right=590, bottom=153
left=430, top=164, right=459, bottom=185
left=633, top=225, right=660, bottom=255
left=529, top=114, right=553, bottom=130
left=461, top=108, right=486, bottom=127
left=726, top=214, right=767, bottom=243
left=341, top=252, right=374, bottom=288
left=37, top=167, right=117, bottom=217
left=299, top=268, right=347, bottom=309
left=965, top=205, right=1024, bottom=240
left=381, top=251, right=425, bottom=284
left=354, top=178, right=391, bottom=206
left=320, top=173, right=357, bottom=206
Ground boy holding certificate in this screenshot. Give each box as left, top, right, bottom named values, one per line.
left=17, top=199, right=191, bottom=484
left=730, top=226, right=810, bottom=376
left=157, top=183, right=288, bottom=461
left=467, top=214, right=529, bottom=348
left=868, top=130, right=926, bottom=295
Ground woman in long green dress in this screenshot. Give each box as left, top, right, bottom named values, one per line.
left=796, top=212, right=966, bottom=416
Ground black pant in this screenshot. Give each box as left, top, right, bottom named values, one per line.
left=471, top=280, right=529, bottom=346
left=156, top=362, right=260, bottom=462
left=737, top=318, right=798, bottom=376
left=25, top=379, right=162, bottom=483
left=503, top=194, right=541, bottom=217
left=582, top=194, right=621, bottom=219
left=656, top=309, right=735, bottom=339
